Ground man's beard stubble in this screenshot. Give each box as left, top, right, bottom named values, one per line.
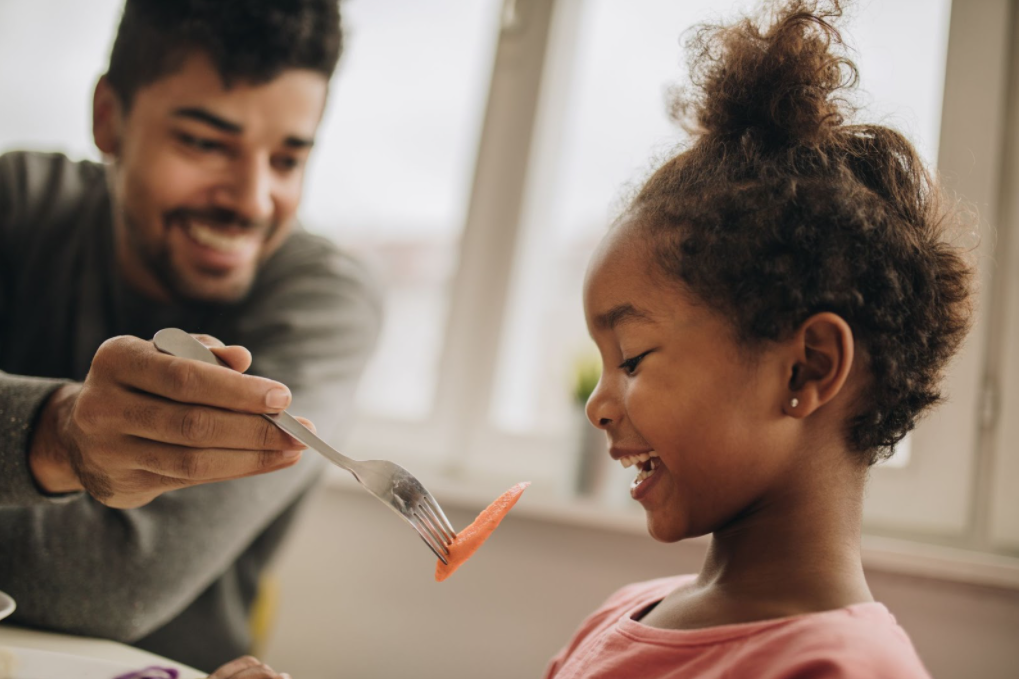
left=121, top=206, right=275, bottom=305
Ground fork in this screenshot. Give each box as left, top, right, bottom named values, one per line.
left=152, top=328, right=457, bottom=564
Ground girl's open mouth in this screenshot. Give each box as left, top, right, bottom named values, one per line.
left=630, top=455, right=661, bottom=493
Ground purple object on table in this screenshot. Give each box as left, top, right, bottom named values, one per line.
left=112, top=667, right=180, bottom=679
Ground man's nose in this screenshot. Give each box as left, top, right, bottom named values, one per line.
left=585, top=376, right=620, bottom=430
left=223, top=155, right=274, bottom=223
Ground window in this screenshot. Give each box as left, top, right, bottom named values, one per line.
left=301, top=0, right=503, bottom=421
left=347, top=0, right=1012, bottom=554
left=490, top=0, right=952, bottom=437
left=0, top=0, right=122, bottom=158
left=2, top=0, right=1015, bottom=560
left=478, top=0, right=954, bottom=506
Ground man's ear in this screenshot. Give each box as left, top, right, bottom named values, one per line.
left=92, top=76, right=123, bottom=158
left=784, top=312, right=854, bottom=417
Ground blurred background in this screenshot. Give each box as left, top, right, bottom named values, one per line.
left=1, top=0, right=1018, bottom=677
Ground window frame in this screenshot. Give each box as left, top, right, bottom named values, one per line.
left=986, top=0, right=1019, bottom=554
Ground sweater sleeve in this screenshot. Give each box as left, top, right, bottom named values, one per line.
left=235, top=232, right=384, bottom=443
left=0, top=234, right=383, bottom=641
left=0, top=152, right=81, bottom=506
left=0, top=372, right=76, bottom=506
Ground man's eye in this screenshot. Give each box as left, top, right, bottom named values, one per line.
left=176, top=133, right=225, bottom=153
left=618, top=351, right=651, bottom=375
left=272, top=155, right=300, bottom=172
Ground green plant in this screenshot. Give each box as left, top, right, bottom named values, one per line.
left=572, top=352, right=602, bottom=406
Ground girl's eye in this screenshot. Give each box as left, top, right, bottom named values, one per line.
left=618, top=350, right=651, bottom=375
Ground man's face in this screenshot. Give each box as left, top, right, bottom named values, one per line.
left=95, top=52, right=329, bottom=304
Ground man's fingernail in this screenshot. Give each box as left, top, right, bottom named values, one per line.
left=266, top=388, right=291, bottom=409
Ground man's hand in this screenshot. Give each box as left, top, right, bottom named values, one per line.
left=28, top=334, right=312, bottom=508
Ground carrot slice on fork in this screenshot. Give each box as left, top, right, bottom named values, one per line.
left=435, top=481, right=530, bottom=582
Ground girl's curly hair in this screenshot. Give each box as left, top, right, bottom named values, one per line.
left=630, top=0, right=974, bottom=464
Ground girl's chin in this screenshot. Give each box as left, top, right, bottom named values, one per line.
left=644, top=513, right=690, bottom=544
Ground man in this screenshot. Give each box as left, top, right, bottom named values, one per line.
left=0, top=0, right=380, bottom=671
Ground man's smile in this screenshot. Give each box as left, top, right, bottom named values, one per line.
left=169, top=213, right=267, bottom=271
left=185, top=220, right=258, bottom=253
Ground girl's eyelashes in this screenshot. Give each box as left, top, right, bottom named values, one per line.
left=618, top=350, right=652, bottom=375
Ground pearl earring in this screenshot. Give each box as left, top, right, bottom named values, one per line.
left=790, top=398, right=799, bottom=408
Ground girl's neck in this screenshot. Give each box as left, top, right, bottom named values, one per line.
left=641, top=450, right=874, bottom=630
left=698, top=490, right=872, bottom=612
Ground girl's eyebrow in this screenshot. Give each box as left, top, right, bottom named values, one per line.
left=596, top=303, right=654, bottom=330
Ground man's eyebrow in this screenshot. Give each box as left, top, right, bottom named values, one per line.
left=172, top=108, right=314, bottom=148
left=595, top=303, right=654, bottom=331
left=172, top=107, right=242, bottom=134
left=283, top=135, right=315, bottom=149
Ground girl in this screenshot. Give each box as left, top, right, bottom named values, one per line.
left=545, top=1, right=972, bottom=677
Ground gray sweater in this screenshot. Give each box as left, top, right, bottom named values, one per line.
left=0, top=152, right=382, bottom=670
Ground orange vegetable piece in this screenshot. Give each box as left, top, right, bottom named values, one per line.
left=435, top=481, right=530, bottom=582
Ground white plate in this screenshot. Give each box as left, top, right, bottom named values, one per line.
left=0, top=645, right=180, bottom=679
left=0, top=591, right=14, bottom=621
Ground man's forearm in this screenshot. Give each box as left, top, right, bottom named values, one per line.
left=0, top=371, right=77, bottom=507
left=28, top=383, right=84, bottom=494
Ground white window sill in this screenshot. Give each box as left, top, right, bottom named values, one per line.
left=320, top=465, right=1019, bottom=591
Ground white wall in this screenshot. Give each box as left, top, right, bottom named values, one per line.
left=263, top=486, right=1019, bottom=679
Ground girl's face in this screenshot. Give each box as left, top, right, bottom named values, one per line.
left=583, top=224, right=799, bottom=542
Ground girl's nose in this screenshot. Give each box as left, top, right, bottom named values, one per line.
left=585, top=377, right=620, bottom=430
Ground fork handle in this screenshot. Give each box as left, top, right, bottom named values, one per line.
left=152, top=328, right=359, bottom=473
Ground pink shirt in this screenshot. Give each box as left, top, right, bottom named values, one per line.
left=544, top=576, right=931, bottom=679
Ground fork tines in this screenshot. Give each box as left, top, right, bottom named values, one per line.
left=411, top=497, right=457, bottom=564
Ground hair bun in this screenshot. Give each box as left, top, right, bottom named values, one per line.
left=674, top=0, right=856, bottom=150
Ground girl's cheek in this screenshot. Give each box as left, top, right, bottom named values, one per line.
left=622, top=386, right=654, bottom=430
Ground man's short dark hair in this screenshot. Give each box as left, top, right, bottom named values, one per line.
left=106, top=0, right=342, bottom=109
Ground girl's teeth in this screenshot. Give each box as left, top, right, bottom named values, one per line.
left=619, top=451, right=659, bottom=469
left=630, top=456, right=659, bottom=489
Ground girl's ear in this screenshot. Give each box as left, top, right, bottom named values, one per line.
left=93, top=76, right=123, bottom=158
left=784, top=312, right=854, bottom=418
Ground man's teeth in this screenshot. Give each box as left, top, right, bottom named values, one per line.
left=187, top=222, right=251, bottom=252
left=618, top=451, right=660, bottom=469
